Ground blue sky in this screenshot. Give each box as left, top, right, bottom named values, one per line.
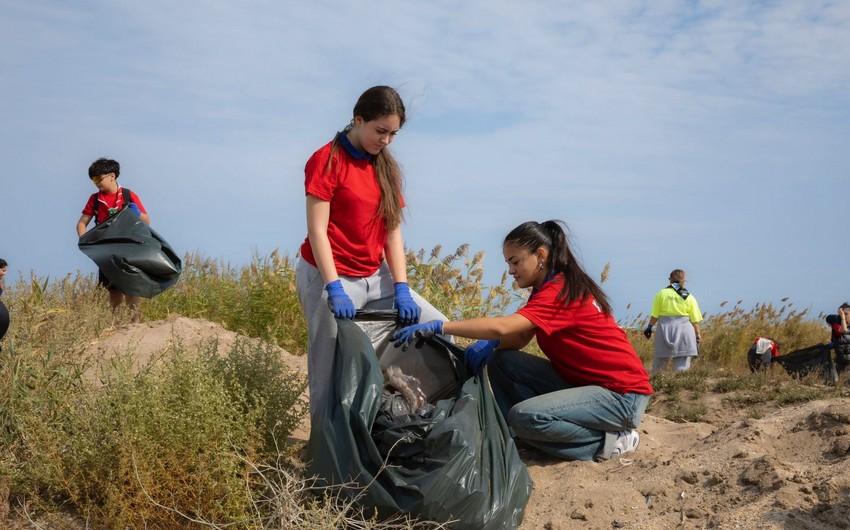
left=1, top=1, right=848, bottom=324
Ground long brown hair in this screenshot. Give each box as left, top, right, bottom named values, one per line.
left=326, top=86, right=406, bottom=230
left=504, top=220, right=613, bottom=315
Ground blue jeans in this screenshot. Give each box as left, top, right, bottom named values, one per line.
left=488, top=349, right=651, bottom=461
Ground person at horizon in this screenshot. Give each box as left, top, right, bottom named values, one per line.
left=76, top=157, right=150, bottom=323
left=392, top=220, right=653, bottom=462
left=296, top=85, right=447, bottom=424
left=826, top=303, right=850, bottom=375
left=0, top=258, right=9, bottom=350
left=644, top=269, right=703, bottom=374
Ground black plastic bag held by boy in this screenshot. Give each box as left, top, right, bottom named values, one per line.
left=78, top=207, right=182, bottom=298
left=306, top=310, right=532, bottom=530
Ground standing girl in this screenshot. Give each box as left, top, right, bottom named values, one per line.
left=643, top=269, right=703, bottom=374
left=393, top=220, right=653, bottom=462
left=296, top=86, right=446, bottom=422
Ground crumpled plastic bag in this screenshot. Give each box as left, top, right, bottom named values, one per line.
left=78, top=207, right=182, bottom=298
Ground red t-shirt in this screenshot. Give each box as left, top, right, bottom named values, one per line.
left=82, top=187, right=147, bottom=224
left=299, top=139, right=404, bottom=277
left=517, top=275, right=653, bottom=395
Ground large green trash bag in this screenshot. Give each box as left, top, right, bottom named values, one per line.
left=306, top=312, right=533, bottom=529
left=78, top=207, right=182, bottom=298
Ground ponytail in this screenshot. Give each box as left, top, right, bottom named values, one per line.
left=505, top=220, right=613, bottom=314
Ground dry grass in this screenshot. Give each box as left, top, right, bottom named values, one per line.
left=0, top=248, right=838, bottom=528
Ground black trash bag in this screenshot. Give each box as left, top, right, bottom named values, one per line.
left=773, top=343, right=837, bottom=385
left=307, top=311, right=532, bottom=529
left=0, top=299, right=8, bottom=343
left=78, top=207, right=182, bottom=298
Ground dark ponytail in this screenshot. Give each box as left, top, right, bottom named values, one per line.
left=504, top=220, right=613, bottom=315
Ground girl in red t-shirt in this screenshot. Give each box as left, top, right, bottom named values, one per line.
left=394, top=220, right=653, bottom=461
left=296, top=86, right=446, bottom=425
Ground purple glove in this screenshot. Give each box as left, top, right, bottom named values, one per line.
left=393, top=282, right=421, bottom=324
left=325, top=280, right=355, bottom=319
left=465, top=339, right=500, bottom=374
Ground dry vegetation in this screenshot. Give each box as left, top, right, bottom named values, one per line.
left=0, top=247, right=839, bottom=529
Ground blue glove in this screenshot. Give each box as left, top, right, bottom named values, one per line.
left=392, top=320, right=443, bottom=349
left=643, top=325, right=653, bottom=340
left=127, top=203, right=141, bottom=216
left=465, top=339, right=500, bottom=374
left=325, top=280, right=356, bottom=319
left=393, top=282, right=421, bottom=324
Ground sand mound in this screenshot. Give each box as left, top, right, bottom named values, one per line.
left=81, top=315, right=307, bottom=374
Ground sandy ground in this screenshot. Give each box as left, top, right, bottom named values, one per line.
left=11, top=317, right=850, bottom=529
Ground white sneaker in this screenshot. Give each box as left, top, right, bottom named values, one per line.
left=610, top=429, right=640, bottom=458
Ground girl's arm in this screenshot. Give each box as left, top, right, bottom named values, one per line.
left=444, top=313, right=537, bottom=350
left=305, top=195, right=339, bottom=283
left=383, top=226, right=408, bottom=283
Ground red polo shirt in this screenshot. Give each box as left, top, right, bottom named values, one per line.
left=517, top=275, right=654, bottom=395
left=299, top=137, right=404, bottom=277
left=82, top=187, right=147, bottom=224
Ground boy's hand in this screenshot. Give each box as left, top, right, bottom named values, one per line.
left=128, top=203, right=141, bottom=216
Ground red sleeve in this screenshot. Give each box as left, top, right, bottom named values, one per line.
left=304, top=145, right=337, bottom=202
left=82, top=194, right=96, bottom=215
left=128, top=191, right=147, bottom=214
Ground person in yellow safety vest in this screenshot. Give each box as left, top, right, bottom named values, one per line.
left=643, top=269, right=703, bottom=374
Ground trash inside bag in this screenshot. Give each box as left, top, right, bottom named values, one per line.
left=307, top=309, right=532, bottom=529
left=78, top=207, right=182, bottom=298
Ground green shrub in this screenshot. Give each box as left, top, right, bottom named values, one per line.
left=213, top=338, right=308, bottom=455
left=2, top=341, right=266, bottom=528
left=144, top=251, right=308, bottom=354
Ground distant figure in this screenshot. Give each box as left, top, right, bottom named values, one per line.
left=747, top=336, right=779, bottom=372
left=644, top=269, right=703, bottom=374
left=826, top=303, right=850, bottom=374
left=75, top=158, right=150, bottom=323
left=0, top=258, right=9, bottom=349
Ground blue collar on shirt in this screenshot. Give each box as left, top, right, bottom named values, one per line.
left=530, top=271, right=558, bottom=296
left=338, top=132, right=373, bottom=161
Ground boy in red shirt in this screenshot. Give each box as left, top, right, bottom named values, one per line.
left=76, top=158, right=150, bottom=322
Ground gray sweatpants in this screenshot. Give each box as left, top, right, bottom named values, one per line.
left=295, top=259, right=448, bottom=423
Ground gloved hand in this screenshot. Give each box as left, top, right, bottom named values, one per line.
left=127, top=203, right=141, bottom=216
left=392, top=320, right=443, bottom=350
left=643, top=325, right=653, bottom=340
left=465, top=339, right=500, bottom=374
left=325, top=280, right=356, bottom=319
left=393, top=282, right=421, bottom=324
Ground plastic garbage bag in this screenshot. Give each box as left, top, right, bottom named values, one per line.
left=78, top=207, right=182, bottom=298
left=306, top=310, right=532, bottom=529
left=774, top=343, right=837, bottom=385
